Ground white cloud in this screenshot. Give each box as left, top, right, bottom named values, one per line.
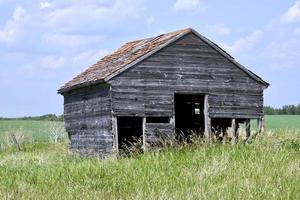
left=208, top=23, right=231, bottom=36
left=282, top=0, right=300, bottom=23
left=263, top=38, right=300, bottom=71
left=173, top=0, right=200, bottom=11
left=16, top=55, right=66, bottom=78
left=221, top=30, right=264, bottom=54
left=41, top=55, right=65, bottom=69
left=12, top=5, right=26, bottom=20
left=42, top=33, right=105, bottom=48
left=40, top=1, right=51, bottom=9
left=0, top=5, right=27, bottom=44
left=45, top=0, right=143, bottom=33
left=16, top=49, right=109, bottom=79
left=294, top=26, right=300, bottom=34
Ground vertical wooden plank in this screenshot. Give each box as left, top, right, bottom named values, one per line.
left=261, top=116, right=265, bottom=133
left=204, top=94, right=211, bottom=139
left=245, top=119, right=251, bottom=139
left=142, top=117, right=146, bottom=150
left=11, top=134, right=21, bottom=152
left=112, top=116, right=118, bottom=154
left=231, top=119, right=237, bottom=144
left=170, top=115, right=175, bottom=139
left=257, top=118, right=263, bottom=134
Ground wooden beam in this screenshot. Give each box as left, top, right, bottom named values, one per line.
left=261, top=116, right=265, bottom=133
left=222, top=127, right=228, bottom=139
left=257, top=118, right=263, bottom=134
left=245, top=119, right=251, bottom=139
left=11, top=134, right=21, bottom=152
left=142, top=117, right=146, bottom=150
left=231, top=119, right=237, bottom=144
left=170, top=115, right=175, bottom=139
left=112, top=116, right=118, bottom=154
left=204, top=94, right=211, bottom=139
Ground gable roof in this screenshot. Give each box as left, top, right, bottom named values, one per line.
left=58, top=28, right=269, bottom=94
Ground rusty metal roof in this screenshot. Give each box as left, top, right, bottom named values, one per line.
left=58, top=28, right=269, bottom=93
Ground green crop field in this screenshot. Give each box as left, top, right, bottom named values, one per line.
left=0, top=115, right=299, bottom=199
left=264, top=115, right=300, bottom=129
left=0, top=120, right=65, bottom=143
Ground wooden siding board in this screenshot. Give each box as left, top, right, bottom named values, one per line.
left=64, top=84, right=113, bottom=156
left=145, top=123, right=174, bottom=143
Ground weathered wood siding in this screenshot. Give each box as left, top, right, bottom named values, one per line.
left=64, top=84, right=113, bottom=156
left=145, top=123, right=174, bottom=143
left=109, top=33, right=265, bottom=140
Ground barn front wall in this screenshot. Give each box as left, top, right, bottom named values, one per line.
left=63, top=84, right=114, bottom=156
left=108, top=33, right=265, bottom=142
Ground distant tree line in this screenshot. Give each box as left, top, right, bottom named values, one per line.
left=0, top=114, right=64, bottom=121
left=264, top=104, right=300, bottom=115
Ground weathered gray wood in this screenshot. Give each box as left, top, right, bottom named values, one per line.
left=231, top=119, right=237, bottom=144
left=142, top=117, right=146, bottom=150
left=62, top=32, right=266, bottom=156
left=145, top=123, right=174, bottom=143
left=262, top=116, right=265, bottom=133
left=112, top=116, right=118, bottom=153
left=109, top=33, right=265, bottom=119
left=257, top=117, right=263, bottom=133
left=64, top=84, right=113, bottom=156
left=11, top=134, right=21, bottom=152
left=204, top=94, right=211, bottom=139
left=246, top=119, right=251, bottom=138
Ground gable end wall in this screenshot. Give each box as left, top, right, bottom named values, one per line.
left=108, top=33, right=264, bottom=140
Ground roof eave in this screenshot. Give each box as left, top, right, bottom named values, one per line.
left=58, top=79, right=105, bottom=95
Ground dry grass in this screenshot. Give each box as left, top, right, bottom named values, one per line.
left=0, top=129, right=299, bottom=199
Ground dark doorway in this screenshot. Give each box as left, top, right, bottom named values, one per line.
left=117, top=117, right=143, bottom=152
left=211, top=118, right=231, bottom=138
left=175, top=94, right=205, bottom=138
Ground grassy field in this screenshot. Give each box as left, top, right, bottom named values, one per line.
left=263, top=115, right=300, bottom=129
left=0, top=115, right=299, bottom=199
left=0, top=120, right=65, bottom=144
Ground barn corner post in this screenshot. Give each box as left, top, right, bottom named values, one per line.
left=257, top=116, right=264, bottom=134
left=245, top=119, right=251, bottom=139
left=142, top=117, right=146, bottom=151
left=231, top=118, right=238, bottom=144
left=112, top=115, right=119, bottom=155
left=170, top=115, right=175, bottom=140
left=204, top=94, right=212, bottom=140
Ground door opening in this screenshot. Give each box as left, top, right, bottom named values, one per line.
left=174, top=94, right=205, bottom=138
left=117, top=116, right=143, bottom=153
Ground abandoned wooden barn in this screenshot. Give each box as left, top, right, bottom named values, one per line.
left=58, top=28, right=269, bottom=156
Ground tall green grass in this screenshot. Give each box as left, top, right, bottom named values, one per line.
left=0, top=129, right=299, bottom=199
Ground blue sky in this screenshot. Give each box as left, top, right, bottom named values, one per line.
left=0, top=0, right=300, bottom=117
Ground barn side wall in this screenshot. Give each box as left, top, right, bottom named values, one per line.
left=63, top=84, right=113, bottom=156
left=108, top=33, right=265, bottom=142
